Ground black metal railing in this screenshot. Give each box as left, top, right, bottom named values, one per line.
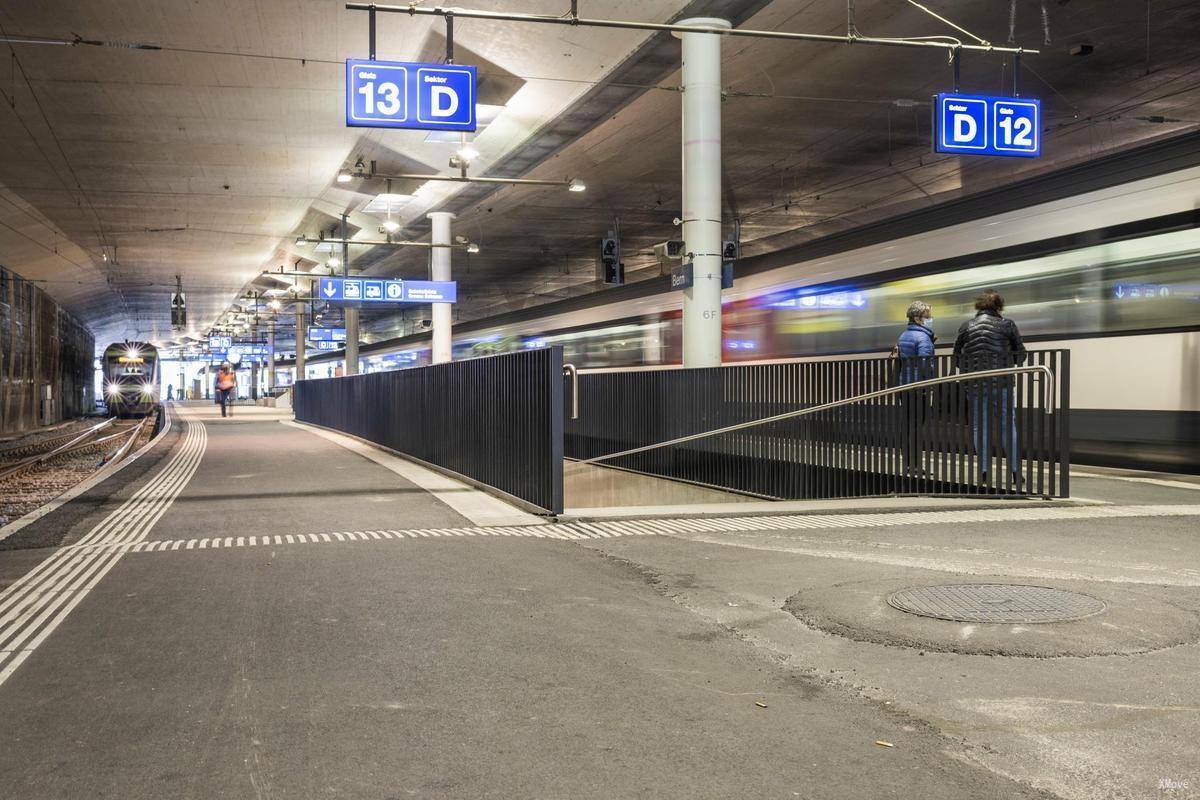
left=295, top=348, right=564, bottom=514
left=564, top=351, right=1070, bottom=499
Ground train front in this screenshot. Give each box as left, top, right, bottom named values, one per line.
left=102, top=342, right=160, bottom=417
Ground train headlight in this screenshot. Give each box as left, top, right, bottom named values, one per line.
left=141, top=383, right=156, bottom=396
left=104, top=382, right=122, bottom=397
left=125, top=346, right=140, bottom=361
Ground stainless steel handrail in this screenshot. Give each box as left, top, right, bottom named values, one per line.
left=563, top=363, right=579, bottom=420
left=578, top=365, right=1054, bottom=466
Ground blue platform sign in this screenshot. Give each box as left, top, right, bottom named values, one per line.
left=318, top=276, right=457, bottom=304
left=313, top=340, right=342, bottom=351
left=933, top=93, right=1040, bottom=158
left=346, top=59, right=477, bottom=131
left=208, top=335, right=232, bottom=350
left=307, top=327, right=346, bottom=342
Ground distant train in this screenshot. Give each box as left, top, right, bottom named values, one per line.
left=102, top=341, right=160, bottom=417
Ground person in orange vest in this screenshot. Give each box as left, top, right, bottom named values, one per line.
left=215, top=362, right=237, bottom=418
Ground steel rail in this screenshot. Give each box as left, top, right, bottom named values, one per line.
left=346, top=3, right=1038, bottom=55
left=104, top=416, right=151, bottom=465
left=349, top=171, right=577, bottom=188
left=292, top=237, right=470, bottom=249
left=0, top=418, right=117, bottom=482
left=578, top=365, right=1054, bottom=465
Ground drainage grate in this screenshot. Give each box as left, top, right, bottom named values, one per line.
left=887, top=584, right=1106, bottom=624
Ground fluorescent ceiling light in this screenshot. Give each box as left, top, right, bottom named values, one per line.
left=361, top=193, right=414, bottom=214
left=424, top=131, right=478, bottom=144
left=336, top=169, right=353, bottom=183
left=457, top=145, right=480, bottom=161
left=381, top=219, right=401, bottom=233
left=477, top=104, right=504, bottom=124
left=568, top=178, right=586, bottom=192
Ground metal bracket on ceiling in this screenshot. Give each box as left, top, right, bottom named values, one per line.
left=445, top=11, right=454, bottom=64
left=368, top=4, right=377, bottom=59
left=952, top=47, right=961, bottom=92
left=1014, top=49, right=1022, bottom=97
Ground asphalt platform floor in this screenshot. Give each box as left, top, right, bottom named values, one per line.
left=0, top=401, right=1196, bottom=800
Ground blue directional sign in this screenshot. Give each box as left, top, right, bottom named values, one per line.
left=209, top=335, right=232, bottom=350
left=318, top=276, right=457, bottom=304
left=933, top=93, right=1040, bottom=158
left=346, top=59, right=477, bottom=131
left=307, top=327, right=346, bottom=342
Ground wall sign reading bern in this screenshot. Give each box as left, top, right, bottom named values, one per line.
left=346, top=59, right=476, bottom=131
left=933, top=93, right=1040, bottom=158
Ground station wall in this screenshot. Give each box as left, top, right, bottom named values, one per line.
left=0, top=265, right=95, bottom=434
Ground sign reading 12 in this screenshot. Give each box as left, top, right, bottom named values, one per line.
left=933, top=93, right=1040, bottom=158
left=346, top=59, right=477, bottom=132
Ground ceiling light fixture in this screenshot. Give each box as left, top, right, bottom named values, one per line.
left=466, top=243, right=480, bottom=254
left=268, top=299, right=283, bottom=311
left=456, top=145, right=480, bottom=161
left=381, top=218, right=401, bottom=233
left=326, top=257, right=341, bottom=268
left=295, top=236, right=307, bottom=246
left=336, top=169, right=353, bottom=183
left=568, top=178, right=586, bottom=192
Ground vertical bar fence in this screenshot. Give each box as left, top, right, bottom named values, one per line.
left=564, top=351, right=1069, bottom=500
left=295, top=348, right=564, bottom=514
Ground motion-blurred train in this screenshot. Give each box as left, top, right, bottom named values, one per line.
left=101, top=341, right=160, bottom=417
left=310, top=135, right=1200, bottom=473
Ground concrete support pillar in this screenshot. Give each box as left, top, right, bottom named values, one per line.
left=344, top=306, right=360, bottom=375
left=295, top=303, right=307, bottom=382
left=428, top=211, right=455, bottom=364
left=675, top=18, right=729, bottom=368
left=266, top=327, right=275, bottom=393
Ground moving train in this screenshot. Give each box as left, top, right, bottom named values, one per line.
left=308, top=135, right=1200, bottom=473
left=101, top=341, right=161, bottom=417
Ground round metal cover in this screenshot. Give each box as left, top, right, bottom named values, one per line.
left=886, top=584, right=1106, bottom=624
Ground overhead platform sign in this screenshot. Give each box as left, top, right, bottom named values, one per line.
left=933, top=93, right=1040, bottom=158
left=346, top=59, right=477, bottom=131
left=318, top=277, right=457, bottom=304
left=307, top=327, right=347, bottom=342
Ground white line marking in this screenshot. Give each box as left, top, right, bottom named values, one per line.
left=1072, top=471, right=1200, bottom=491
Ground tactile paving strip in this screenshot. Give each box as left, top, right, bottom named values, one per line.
left=886, top=584, right=1107, bottom=623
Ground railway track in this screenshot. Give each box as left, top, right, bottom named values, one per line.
left=0, top=412, right=157, bottom=529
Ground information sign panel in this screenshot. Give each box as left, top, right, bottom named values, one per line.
left=308, top=327, right=347, bottom=342
left=933, top=93, right=1040, bottom=158
left=346, top=59, right=477, bottom=131
left=318, top=277, right=456, bottom=304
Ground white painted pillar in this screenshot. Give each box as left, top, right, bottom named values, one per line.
left=344, top=306, right=360, bottom=375
left=428, top=211, right=456, bottom=364
left=266, top=327, right=275, bottom=393
left=295, top=304, right=307, bottom=381
left=675, top=18, right=729, bottom=368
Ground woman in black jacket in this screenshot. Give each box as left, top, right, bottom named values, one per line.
left=953, top=289, right=1027, bottom=485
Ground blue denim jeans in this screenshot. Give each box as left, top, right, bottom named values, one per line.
left=970, top=385, right=1018, bottom=474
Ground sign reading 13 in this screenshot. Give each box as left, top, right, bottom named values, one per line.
left=346, top=59, right=477, bottom=131
left=358, top=76, right=403, bottom=116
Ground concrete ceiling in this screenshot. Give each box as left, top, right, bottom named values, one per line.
left=0, top=0, right=1197, bottom=352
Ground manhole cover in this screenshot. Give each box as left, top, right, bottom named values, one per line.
left=887, top=584, right=1106, bottom=624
